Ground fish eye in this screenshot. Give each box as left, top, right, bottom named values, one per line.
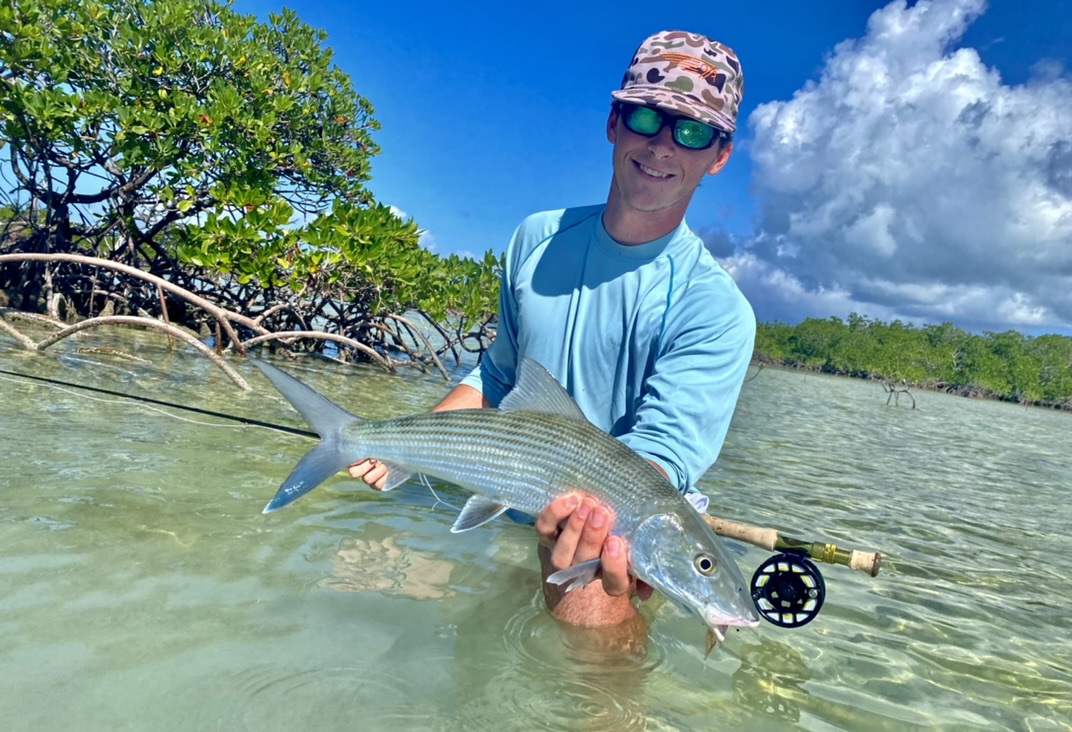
left=694, top=554, right=718, bottom=576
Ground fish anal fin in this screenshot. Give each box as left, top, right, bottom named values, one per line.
left=545, top=558, right=603, bottom=592
left=451, top=495, right=510, bottom=533
left=498, top=358, right=587, bottom=422
left=378, top=462, right=412, bottom=492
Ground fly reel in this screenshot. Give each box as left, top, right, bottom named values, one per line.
left=751, top=552, right=826, bottom=628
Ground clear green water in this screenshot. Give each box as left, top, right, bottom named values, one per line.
left=1, top=330, right=1069, bottom=731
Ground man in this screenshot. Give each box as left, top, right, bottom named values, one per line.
left=352, top=30, right=755, bottom=629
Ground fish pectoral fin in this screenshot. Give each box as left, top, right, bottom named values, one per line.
left=545, top=558, right=603, bottom=593
left=450, top=496, right=510, bottom=533
left=378, top=462, right=412, bottom=492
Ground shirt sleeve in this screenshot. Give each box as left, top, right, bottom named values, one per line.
left=619, top=286, right=756, bottom=492
left=459, top=226, right=522, bottom=406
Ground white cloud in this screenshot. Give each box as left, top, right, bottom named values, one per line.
left=742, top=0, right=1072, bottom=333
left=721, top=251, right=898, bottom=324
left=389, top=204, right=437, bottom=252
left=417, top=229, right=438, bottom=252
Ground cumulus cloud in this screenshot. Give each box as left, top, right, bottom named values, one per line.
left=416, top=229, right=438, bottom=252
left=740, top=0, right=1072, bottom=332
left=389, top=205, right=438, bottom=252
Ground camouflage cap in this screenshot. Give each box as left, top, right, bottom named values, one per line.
left=611, top=30, right=744, bottom=134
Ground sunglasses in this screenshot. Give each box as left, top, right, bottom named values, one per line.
left=617, top=102, right=729, bottom=151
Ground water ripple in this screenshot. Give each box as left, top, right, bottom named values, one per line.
left=444, top=599, right=656, bottom=732
left=217, top=665, right=419, bottom=731
left=3, top=351, right=1071, bottom=730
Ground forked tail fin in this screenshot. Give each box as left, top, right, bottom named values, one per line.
left=250, top=359, right=363, bottom=513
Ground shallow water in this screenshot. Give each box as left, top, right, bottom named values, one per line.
left=1, top=329, right=1070, bottom=731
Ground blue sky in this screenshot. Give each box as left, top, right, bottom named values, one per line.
left=233, top=0, right=1072, bottom=335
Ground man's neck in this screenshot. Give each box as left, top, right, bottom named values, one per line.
left=601, top=192, right=688, bottom=246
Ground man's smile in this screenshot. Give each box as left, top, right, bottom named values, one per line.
left=635, top=161, right=673, bottom=179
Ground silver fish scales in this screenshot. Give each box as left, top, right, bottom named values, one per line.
left=353, top=409, right=674, bottom=519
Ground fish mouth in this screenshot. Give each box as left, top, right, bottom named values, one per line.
left=706, top=612, right=761, bottom=632
left=704, top=614, right=761, bottom=657
left=704, top=626, right=728, bottom=658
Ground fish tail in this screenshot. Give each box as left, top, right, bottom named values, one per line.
left=251, top=359, right=363, bottom=513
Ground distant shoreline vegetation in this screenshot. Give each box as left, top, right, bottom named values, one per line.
left=753, top=315, right=1072, bottom=411
left=4, top=284, right=1070, bottom=412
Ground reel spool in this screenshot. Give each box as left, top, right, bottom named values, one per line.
left=751, top=552, right=826, bottom=628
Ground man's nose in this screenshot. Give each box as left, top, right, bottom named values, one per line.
left=647, top=125, right=677, bottom=157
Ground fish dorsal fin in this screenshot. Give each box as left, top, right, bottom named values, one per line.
left=498, top=358, right=587, bottom=421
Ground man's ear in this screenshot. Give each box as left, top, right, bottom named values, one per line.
left=707, top=142, right=733, bottom=176
left=606, top=106, right=619, bottom=144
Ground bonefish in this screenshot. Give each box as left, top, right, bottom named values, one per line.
left=252, top=357, right=759, bottom=646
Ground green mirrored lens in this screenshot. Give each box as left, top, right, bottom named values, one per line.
left=625, top=106, right=663, bottom=135
left=674, top=121, right=717, bottom=150
left=621, top=103, right=722, bottom=150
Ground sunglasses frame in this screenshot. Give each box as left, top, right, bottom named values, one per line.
left=615, top=102, right=731, bottom=151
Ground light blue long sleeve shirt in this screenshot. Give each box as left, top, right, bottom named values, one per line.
left=461, top=204, right=755, bottom=493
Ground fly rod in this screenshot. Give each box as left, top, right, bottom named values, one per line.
left=703, top=514, right=881, bottom=576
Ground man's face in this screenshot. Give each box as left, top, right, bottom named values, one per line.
left=606, top=105, right=732, bottom=217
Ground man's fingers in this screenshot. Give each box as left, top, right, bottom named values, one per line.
left=533, top=495, right=645, bottom=602
left=367, top=464, right=388, bottom=490
left=549, top=497, right=596, bottom=570
left=573, top=503, right=611, bottom=565
left=347, top=459, right=371, bottom=479
left=534, top=493, right=580, bottom=543
left=600, top=536, right=632, bottom=597
left=348, top=459, right=388, bottom=490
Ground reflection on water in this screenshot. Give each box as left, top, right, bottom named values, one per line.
left=1, top=331, right=1071, bottom=730
left=322, top=531, right=456, bottom=600
left=732, top=639, right=813, bottom=726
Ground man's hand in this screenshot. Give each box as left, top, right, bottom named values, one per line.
left=349, top=459, right=387, bottom=490
left=535, top=493, right=651, bottom=600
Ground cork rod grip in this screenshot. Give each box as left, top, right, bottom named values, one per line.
left=702, top=514, right=882, bottom=577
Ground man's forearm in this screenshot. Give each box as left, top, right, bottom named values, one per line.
left=432, top=383, right=489, bottom=412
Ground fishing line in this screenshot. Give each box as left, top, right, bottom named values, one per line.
left=0, top=371, right=243, bottom=430
left=418, top=474, right=461, bottom=513
left=0, top=366, right=316, bottom=439
left=0, top=365, right=459, bottom=510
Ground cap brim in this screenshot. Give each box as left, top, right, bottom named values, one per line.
left=611, top=88, right=736, bottom=134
